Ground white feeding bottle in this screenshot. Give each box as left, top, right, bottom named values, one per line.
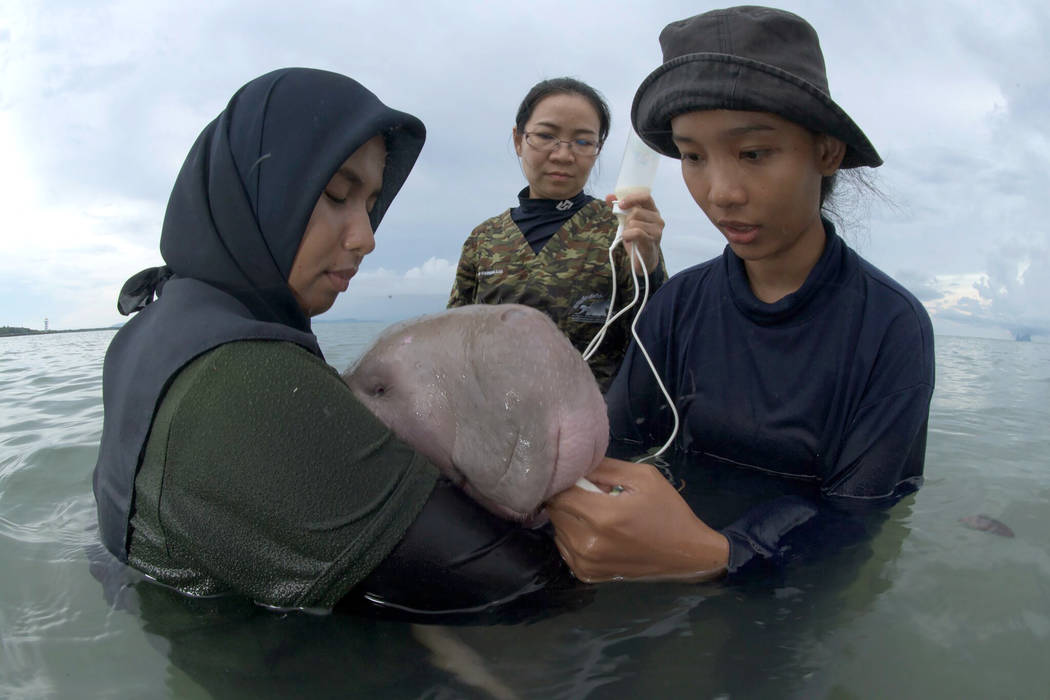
left=611, top=128, right=660, bottom=223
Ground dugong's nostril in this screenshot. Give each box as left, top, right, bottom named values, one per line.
left=499, top=307, right=528, bottom=323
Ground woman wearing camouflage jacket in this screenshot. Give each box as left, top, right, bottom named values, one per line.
left=447, top=77, right=666, bottom=392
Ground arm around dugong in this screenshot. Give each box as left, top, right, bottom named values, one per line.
left=136, top=339, right=574, bottom=614
left=131, top=340, right=438, bottom=609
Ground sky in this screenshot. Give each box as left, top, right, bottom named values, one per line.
left=1, top=0, right=1048, bottom=341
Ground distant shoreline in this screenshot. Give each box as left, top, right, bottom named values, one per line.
left=0, top=326, right=118, bottom=338
left=0, top=319, right=387, bottom=338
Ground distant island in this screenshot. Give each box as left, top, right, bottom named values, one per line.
left=0, top=325, right=118, bottom=338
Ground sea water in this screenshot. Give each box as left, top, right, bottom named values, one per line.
left=1, top=326, right=1048, bottom=698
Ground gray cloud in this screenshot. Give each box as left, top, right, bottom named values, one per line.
left=972, top=241, right=1050, bottom=335
left=893, top=271, right=946, bottom=303
left=1, top=0, right=1049, bottom=332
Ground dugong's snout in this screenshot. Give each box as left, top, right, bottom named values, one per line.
left=470, top=414, right=608, bottom=523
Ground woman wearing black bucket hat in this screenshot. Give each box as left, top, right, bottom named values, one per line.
left=547, top=7, right=934, bottom=582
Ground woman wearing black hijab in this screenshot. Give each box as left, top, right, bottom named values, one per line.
left=93, top=69, right=568, bottom=614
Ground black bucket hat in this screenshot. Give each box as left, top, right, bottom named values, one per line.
left=631, top=5, right=881, bottom=168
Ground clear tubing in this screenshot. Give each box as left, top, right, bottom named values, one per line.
left=578, top=129, right=680, bottom=475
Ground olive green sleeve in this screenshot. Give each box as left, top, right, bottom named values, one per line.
left=143, top=341, right=438, bottom=609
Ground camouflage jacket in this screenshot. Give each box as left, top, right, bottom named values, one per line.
left=447, top=199, right=666, bottom=392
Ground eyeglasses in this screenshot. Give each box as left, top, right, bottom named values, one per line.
left=524, top=131, right=602, bottom=156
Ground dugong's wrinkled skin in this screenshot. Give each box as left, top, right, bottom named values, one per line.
left=343, top=304, right=609, bottom=521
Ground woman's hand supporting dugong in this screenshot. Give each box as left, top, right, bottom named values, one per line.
left=343, top=304, right=609, bottom=522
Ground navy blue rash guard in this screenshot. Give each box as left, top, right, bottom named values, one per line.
left=605, top=222, right=934, bottom=573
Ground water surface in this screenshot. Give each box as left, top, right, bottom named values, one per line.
left=1, top=328, right=1047, bottom=698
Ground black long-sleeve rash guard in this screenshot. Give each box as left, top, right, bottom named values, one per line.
left=605, top=222, right=934, bottom=573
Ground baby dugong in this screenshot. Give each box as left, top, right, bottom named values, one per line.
left=343, top=304, right=608, bottom=521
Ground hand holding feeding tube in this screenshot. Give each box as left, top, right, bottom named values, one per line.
left=560, top=131, right=721, bottom=583
left=548, top=457, right=730, bottom=583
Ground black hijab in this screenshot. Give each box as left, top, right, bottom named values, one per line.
left=94, top=68, right=426, bottom=561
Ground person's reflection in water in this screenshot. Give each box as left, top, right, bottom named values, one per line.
left=612, top=465, right=913, bottom=697
left=87, top=543, right=425, bottom=698
left=421, top=464, right=912, bottom=698
left=87, top=539, right=592, bottom=699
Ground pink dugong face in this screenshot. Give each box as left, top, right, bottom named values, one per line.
left=342, top=304, right=609, bottom=521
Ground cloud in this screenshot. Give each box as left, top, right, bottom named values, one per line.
left=972, top=242, right=1050, bottom=337
left=2, top=0, right=1049, bottom=334
left=353, top=256, right=457, bottom=297
left=0, top=194, right=161, bottom=328
left=892, top=271, right=946, bottom=303
left=922, top=245, right=1050, bottom=340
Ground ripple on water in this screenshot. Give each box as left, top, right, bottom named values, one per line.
left=0, top=559, right=105, bottom=700
left=0, top=443, right=99, bottom=552
left=1, top=433, right=41, bottom=449
left=0, top=498, right=98, bottom=552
